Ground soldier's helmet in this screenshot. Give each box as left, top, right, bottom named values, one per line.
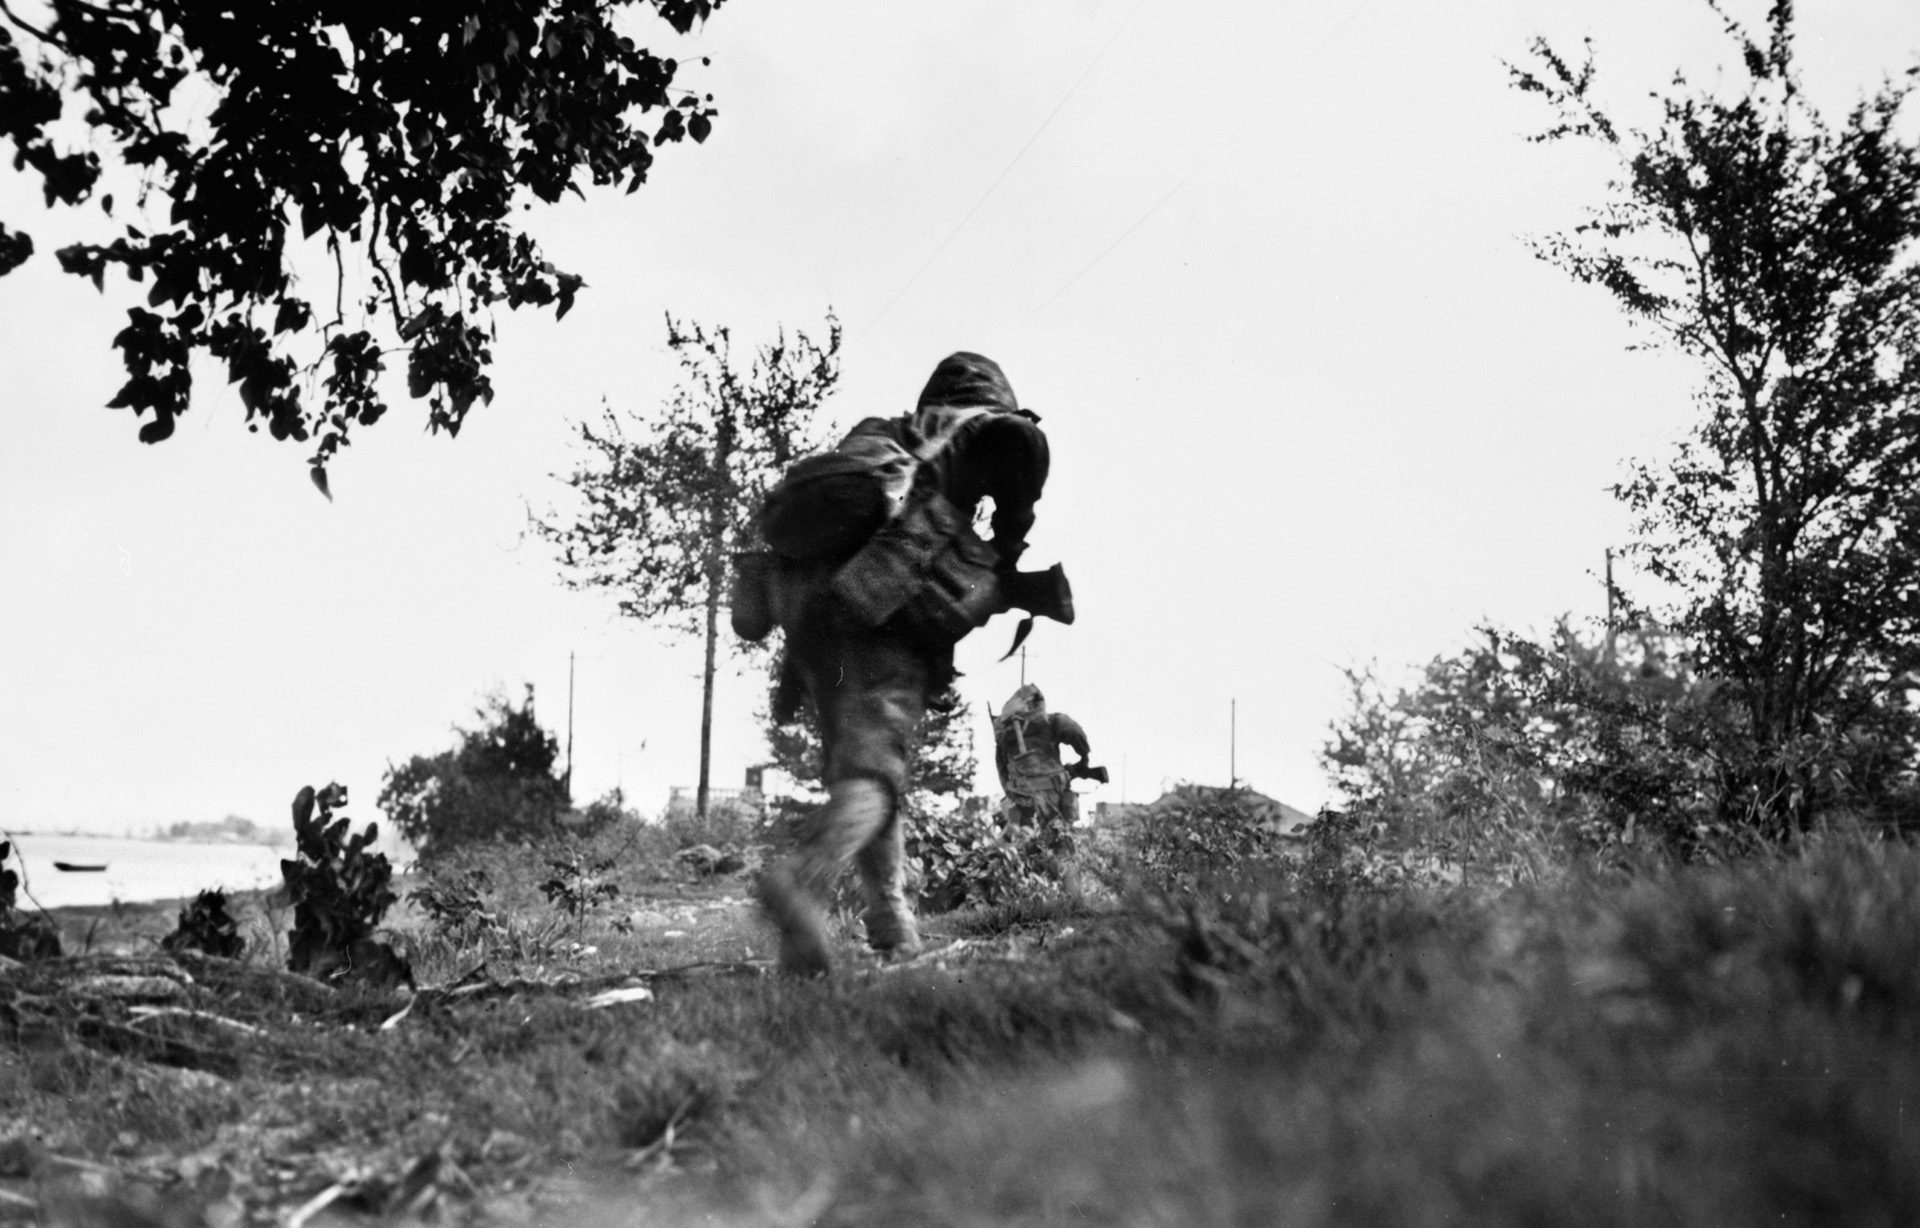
left=917, top=352, right=1020, bottom=415
left=999, top=683, right=1046, bottom=721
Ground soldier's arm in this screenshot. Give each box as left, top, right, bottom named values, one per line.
left=1052, top=713, right=1090, bottom=761
left=978, top=415, right=1050, bottom=569
left=952, top=412, right=1059, bottom=567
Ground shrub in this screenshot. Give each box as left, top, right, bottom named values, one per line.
left=569, top=787, right=639, bottom=839
left=281, top=783, right=407, bottom=986
left=1121, top=784, right=1285, bottom=896
left=161, top=889, right=245, bottom=959
left=0, top=839, right=60, bottom=961
left=907, top=800, right=1053, bottom=914
left=408, top=869, right=504, bottom=945
left=378, top=685, right=570, bottom=858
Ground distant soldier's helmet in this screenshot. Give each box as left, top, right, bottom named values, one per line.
left=917, top=352, right=1021, bottom=416
left=999, top=683, right=1046, bottom=720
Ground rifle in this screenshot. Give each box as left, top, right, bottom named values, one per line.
left=991, top=561, right=1074, bottom=660
left=994, top=562, right=1074, bottom=626
left=1065, top=760, right=1110, bottom=786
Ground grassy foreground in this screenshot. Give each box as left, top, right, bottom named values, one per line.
left=3, top=828, right=1919, bottom=1226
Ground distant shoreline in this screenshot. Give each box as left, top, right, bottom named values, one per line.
left=5, top=829, right=290, bottom=848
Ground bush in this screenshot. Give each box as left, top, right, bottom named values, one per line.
left=281, top=783, right=407, bottom=986
left=907, top=799, right=1055, bottom=913
left=379, top=685, right=570, bottom=859
left=1119, top=784, right=1286, bottom=897
left=161, top=889, right=245, bottom=959
left=568, top=787, right=639, bottom=840
left=0, top=839, right=60, bottom=961
left=1324, top=622, right=1735, bottom=875
left=1327, top=618, right=1920, bottom=868
left=407, top=868, right=504, bottom=945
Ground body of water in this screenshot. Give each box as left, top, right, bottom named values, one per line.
left=5, top=833, right=289, bottom=910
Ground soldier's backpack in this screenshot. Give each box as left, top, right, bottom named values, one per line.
left=759, top=418, right=918, bottom=563
left=731, top=417, right=921, bottom=642
left=734, top=406, right=1068, bottom=648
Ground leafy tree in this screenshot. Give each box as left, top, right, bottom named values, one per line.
left=542, top=313, right=839, bottom=818
left=1511, top=3, right=1920, bottom=835
left=378, top=684, right=570, bottom=857
left=1324, top=621, right=1729, bottom=867
left=0, top=0, right=721, bottom=483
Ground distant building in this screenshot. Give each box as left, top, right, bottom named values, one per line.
left=663, top=767, right=767, bottom=820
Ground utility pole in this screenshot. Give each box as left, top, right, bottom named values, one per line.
left=565, top=651, right=576, bottom=800
left=1019, top=645, right=1027, bottom=687
left=1604, top=548, right=1617, bottom=666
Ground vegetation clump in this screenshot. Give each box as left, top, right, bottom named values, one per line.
left=282, top=783, right=407, bottom=987
left=0, top=838, right=60, bottom=961
left=378, top=686, right=571, bottom=859
left=160, top=889, right=245, bottom=960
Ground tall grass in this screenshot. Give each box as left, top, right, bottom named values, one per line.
left=12, top=819, right=1920, bottom=1225
left=754, top=826, right=1920, bottom=1226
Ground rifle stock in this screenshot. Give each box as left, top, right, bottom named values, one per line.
left=1066, top=761, right=1109, bottom=785
left=997, top=562, right=1075, bottom=626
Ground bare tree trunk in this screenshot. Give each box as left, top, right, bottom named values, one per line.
left=697, top=571, right=720, bottom=820
left=697, top=416, right=737, bottom=823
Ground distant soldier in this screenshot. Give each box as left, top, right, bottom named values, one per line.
left=993, top=684, right=1105, bottom=863
left=738, top=353, right=1075, bottom=975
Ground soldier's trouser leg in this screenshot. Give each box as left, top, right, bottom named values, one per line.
left=855, top=806, right=920, bottom=957
left=757, top=777, right=894, bottom=976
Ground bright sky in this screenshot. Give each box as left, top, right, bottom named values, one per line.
left=4, top=0, right=1918, bottom=842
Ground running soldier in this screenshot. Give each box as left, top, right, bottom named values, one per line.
left=740, top=352, right=1072, bottom=975
left=992, top=684, right=1105, bottom=878
left=993, top=683, right=1100, bottom=830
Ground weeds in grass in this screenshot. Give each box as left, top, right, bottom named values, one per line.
left=14, top=812, right=1920, bottom=1225
left=408, top=868, right=504, bottom=945
left=539, top=847, right=622, bottom=939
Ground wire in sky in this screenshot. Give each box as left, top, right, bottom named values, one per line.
left=1021, top=164, right=1201, bottom=323
left=1019, top=0, right=1380, bottom=323
left=857, top=0, right=1156, bottom=339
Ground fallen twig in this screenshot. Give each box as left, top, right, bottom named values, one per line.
left=284, top=1180, right=347, bottom=1228
left=125, top=1005, right=266, bottom=1036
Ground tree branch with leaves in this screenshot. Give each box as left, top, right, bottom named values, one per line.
left=0, top=0, right=723, bottom=488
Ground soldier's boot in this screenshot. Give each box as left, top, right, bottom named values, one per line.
left=856, top=810, right=921, bottom=960
left=756, top=777, right=893, bottom=977
left=753, top=862, right=831, bottom=979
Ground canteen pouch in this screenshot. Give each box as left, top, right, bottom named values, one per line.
left=831, top=492, right=999, bottom=637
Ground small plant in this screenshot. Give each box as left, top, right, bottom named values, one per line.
left=281, top=783, right=408, bottom=986
left=409, top=869, right=504, bottom=945
left=538, top=847, right=621, bottom=938
left=0, top=839, right=61, bottom=961
left=161, top=888, right=246, bottom=959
